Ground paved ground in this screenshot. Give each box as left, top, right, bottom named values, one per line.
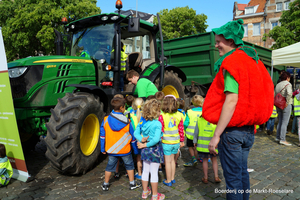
left=1, top=129, right=300, bottom=200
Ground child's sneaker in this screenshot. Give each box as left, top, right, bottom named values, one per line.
left=129, top=181, right=142, bottom=190
left=159, top=168, right=163, bottom=173
left=142, top=187, right=151, bottom=199
left=192, top=158, right=197, bottom=165
left=134, top=173, right=142, bottom=180
left=102, top=183, right=110, bottom=191
left=151, top=193, right=165, bottom=200
left=183, top=160, right=196, bottom=167
left=208, top=158, right=211, bottom=162
left=114, top=172, right=120, bottom=179
left=198, top=158, right=203, bottom=163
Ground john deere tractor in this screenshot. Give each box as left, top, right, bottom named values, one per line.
left=8, top=1, right=186, bottom=175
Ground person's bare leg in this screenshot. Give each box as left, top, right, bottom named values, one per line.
left=202, top=158, right=208, bottom=179
left=175, top=151, right=179, bottom=165
left=127, top=169, right=134, bottom=182
left=105, top=171, right=112, bottom=183
left=188, top=147, right=195, bottom=157
left=151, top=182, right=158, bottom=196
left=137, top=155, right=142, bottom=176
left=212, top=156, right=219, bottom=178
left=193, top=147, right=198, bottom=159
left=171, top=154, right=176, bottom=181
left=164, top=155, right=172, bottom=183
left=142, top=180, right=148, bottom=192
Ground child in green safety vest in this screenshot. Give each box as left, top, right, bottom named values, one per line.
left=266, top=105, right=278, bottom=135
left=0, top=144, right=13, bottom=187
left=193, top=117, right=221, bottom=184
left=175, top=98, right=186, bottom=167
left=294, top=93, right=300, bottom=146
left=183, top=95, right=203, bottom=167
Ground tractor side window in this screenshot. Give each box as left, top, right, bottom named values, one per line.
left=123, top=35, right=151, bottom=59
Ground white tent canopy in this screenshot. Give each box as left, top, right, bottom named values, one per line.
left=272, top=42, right=300, bottom=67
left=271, top=42, right=300, bottom=80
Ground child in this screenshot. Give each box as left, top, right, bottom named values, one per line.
left=100, top=97, right=141, bottom=191
left=131, top=98, right=145, bottom=179
left=134, top=99, right=165, bottom=200
left=266, top=105, right=278, bottom=135
left=193, top=117, right=221, bottom=184
left=0, top=144, right=13, bottom=187
left=155, top=91, right=165, bottom=103
left=159, top=95, right=184, bottom=186
left=175, top=98, right=186, bottom=167
left=183, top=95, right=203, bottom=167
left=125, top=95, right=135, bottom=113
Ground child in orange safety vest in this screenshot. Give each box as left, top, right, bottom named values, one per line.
left=100, top=97, right=141, bottom=191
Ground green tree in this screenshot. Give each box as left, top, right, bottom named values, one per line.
left=264, top=0, right=300, bottom=49
left=154, top=6, right=208, bottom=40
left=0, top=0, right=101, bottom=61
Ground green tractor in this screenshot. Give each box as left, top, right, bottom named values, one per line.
left=8, top=1, right=186, bottom=175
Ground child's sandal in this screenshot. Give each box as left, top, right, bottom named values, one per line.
left=201, top=177, right=208, bottom=184
left=215, top=177, right=222, bottom=183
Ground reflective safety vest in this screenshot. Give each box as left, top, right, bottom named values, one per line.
left=271, top=105, right=278, bottom=118
left=121, top=50, right=127, bottom=71
left=131, top=114, right=138, bottom=130
left=0, top=157, right=13, bottom=186
left=196, top=117, right=217, bottom=153
left=185, top=109, right=202, bottom=140
left=161, top=112, right=181, bottom=144
left=294, top=97, right=300, bottom=117
left=103, top=115, right=132, bottom=154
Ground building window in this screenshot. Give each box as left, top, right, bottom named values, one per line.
left=245, top=7, right=254, bottom=14
left=285, top=1, right=290, bottom=10
left=271, top=22, right=278, bottom=29
left=243, top=24, right=248, bottom=37
left=276, top=2, right=282, bottom=11
left=253, top=23, right=260, bottom=35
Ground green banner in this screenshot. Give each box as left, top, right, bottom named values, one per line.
left=0, top=28, right=29, bottom=182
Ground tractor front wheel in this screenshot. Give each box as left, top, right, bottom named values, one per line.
left=45, top=92, right=105, bottom=175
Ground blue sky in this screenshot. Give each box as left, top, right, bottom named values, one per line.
left=97, top=0, right=250, bottom=31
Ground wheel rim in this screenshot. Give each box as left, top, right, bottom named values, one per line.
left=162, top=85, right=179, bottom=98
left=80, top=114, right=100, bottom=156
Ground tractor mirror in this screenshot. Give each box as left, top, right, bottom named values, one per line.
left=128, top=17, right=140, bottom=33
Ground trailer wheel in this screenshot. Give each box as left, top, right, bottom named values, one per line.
left=155, top=70, right=185, bottom=98
left=45, top=92, right=105, bottom=175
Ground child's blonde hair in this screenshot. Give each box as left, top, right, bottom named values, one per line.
left=192, top=95, right=204, bottom=107
left=114, top=94, right=124, bottom=99
left=161, top=95, right=177, bottom=114
left=177, top=98, right=185, bottom=110
left=132, top=98, right=144, bottom=123
left=142, top=99, right=161, bottom=121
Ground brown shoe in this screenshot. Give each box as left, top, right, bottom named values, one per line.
left=202, top=177, right=208, bottom=184
left=215, top=177, right=222, bottom=183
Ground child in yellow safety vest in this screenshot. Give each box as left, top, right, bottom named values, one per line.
left=159, top=95, right=184, bottom=187
left=293, top=93, right=300, bottom=146
left=131, top=98, right=144, bottom=180
left=193, top=117, right=222, bottom=184
left=266, top=105, right=278, bottom=135
left=0, top=144, right=13, bottom=187
left=183, top=95, right=203, bottom=167
left=100, top=97, right=141, bottom=191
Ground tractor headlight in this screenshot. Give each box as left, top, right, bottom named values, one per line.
left=8, top=67, right=28, bottom=78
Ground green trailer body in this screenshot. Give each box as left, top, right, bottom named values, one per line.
left=163, top=32, right=284, bottom=87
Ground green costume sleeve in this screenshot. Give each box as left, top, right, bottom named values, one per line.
left=224, top=70, right=239, bottom=94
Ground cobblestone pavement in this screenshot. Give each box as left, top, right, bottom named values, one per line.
left=1, top=130, right=300, bottom=200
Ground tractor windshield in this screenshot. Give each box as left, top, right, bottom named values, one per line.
left=71, top=24, right=115, bottom=63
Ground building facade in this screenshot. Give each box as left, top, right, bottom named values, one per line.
left=233, top=0, right=294, bottom=48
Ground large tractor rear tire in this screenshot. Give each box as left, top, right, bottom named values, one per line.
left=45, top=92, right=105, bottom=175
left=155, top=70, right=185, bottom=98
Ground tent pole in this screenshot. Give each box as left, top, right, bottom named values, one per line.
left=271, top=60, right=274, bottom=83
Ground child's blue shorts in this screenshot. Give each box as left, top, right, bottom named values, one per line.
left=105, top=154, right=134, bottom=172
left=162, top=143, right=180, bottom=156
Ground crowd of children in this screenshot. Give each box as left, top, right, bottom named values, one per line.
left=100, top=92, right=221, bottom=200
